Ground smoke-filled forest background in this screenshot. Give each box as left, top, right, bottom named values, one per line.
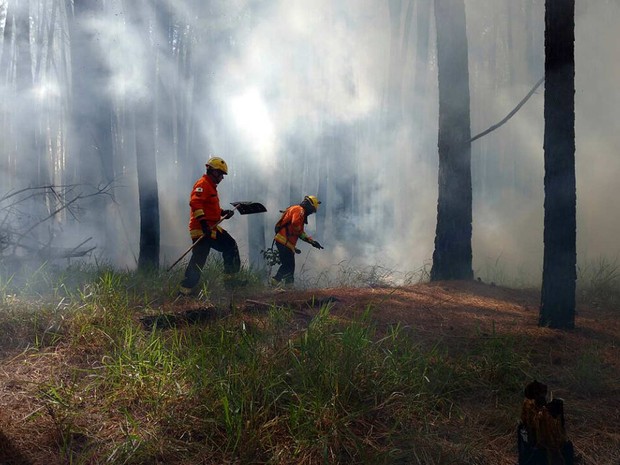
left=1, top=0, right=617, bottom=284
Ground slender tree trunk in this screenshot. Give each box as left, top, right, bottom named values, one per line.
left=539, top=0, right=576, bottom=329
left=124, top=0, right=160, bottom=270
left=66, top=0, right=116, bottom=259
left=413, top=0, right=431, bottom=100
left=1, top=2, right=12, bottom=77
left=430, top=0, right=473, bottom=281
left=135, top=106, right=160, bottom=270
left=176, top=22, right=192, bottom=181
left=14, top=1, right=38, bottom=188
left=1, top=3, right=16, bottom=183
left=411, top=0, right=434, bottom=188
left=12, top=0, right=51, bottom=234
left=67, top=0, right=114, bottom=185
left=14, top=4, right=30, bottom=95
left=387, top=0, right=404, bottom=123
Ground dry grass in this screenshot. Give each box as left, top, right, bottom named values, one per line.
left=0, top=279, right=618, bottom=464
left=251, top=280, right=620, bottom=464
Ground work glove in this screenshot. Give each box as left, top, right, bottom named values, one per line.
left=221, top=209, right=235, bottom=219
left=200, top=219, right=210, bottom=235
left=310, top=240, right=324, bottom=250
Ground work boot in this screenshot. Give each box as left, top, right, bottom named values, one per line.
left=270, top=277, right=293, bottom=291
left=177, top=286, right=197, bottom=297
left=174, top=288, right=197, bottom=305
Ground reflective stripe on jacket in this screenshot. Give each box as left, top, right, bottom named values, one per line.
left=274, top=205, right=312, bottom=252
left=188, top=175, right=224, bottom=239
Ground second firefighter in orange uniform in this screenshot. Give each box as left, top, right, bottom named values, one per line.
left=271, top=195, right=323, bottom=286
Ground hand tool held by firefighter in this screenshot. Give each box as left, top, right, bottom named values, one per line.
left=167, top=201, right=267, bottom=272
left=229, top=201, right=268, bottom=215
left=210, top=201, right=267, bottom=229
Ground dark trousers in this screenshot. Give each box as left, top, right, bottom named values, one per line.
left=181, top=230, right=240, bottom=290
left=273, top=242, right=295, bottom=284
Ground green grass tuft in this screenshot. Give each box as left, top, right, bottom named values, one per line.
left=1, top=261, right=618, bottom=464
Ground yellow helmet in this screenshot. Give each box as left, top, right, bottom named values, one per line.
left=304, top=195, right=321, bottom=211
left=206, top=156, right=228, bottom=174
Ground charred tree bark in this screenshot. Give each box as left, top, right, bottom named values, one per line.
left=539, top=0, right=576, bottom=329
left=430, top=0, right=473, bottom=281
left=136, top=106, right=161, bottom=270
left=517, top=380, right=575, bottom=464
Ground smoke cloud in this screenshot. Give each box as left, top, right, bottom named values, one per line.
left=1, top=0, right=617, bottom=286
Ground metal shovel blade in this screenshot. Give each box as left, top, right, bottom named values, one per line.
left=230, top=201, right=267, bottom=215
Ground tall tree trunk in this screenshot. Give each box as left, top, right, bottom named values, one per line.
left=0, top=3, right=11, bottom=78
left=0, top=1, right=54, bottom=247
left=135, top=106, right=160, bottom=270
left=14, top=3, right=30, bottom=94
left=66, top=0, right=116, bottom=259
left=413, top=0, right=431, bottom=100
left=411, top=0, right=435, bottom=189
left=430, top=0, right=473, bottom=281
left=1, top=3, right=16, bottom=183
left=539, top=0, right=576, bottom=329
left=176, top=26, right=192, bottom=171
left=387, top=0, right=404, bottom=123
left=67, top=0, right=114, bottom=185
left=124, top=0, right=161, bottom=270
left=14, top=1, right=38, bottom=189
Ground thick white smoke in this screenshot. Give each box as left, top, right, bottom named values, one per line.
left=1, top=0, right=618, bottom=287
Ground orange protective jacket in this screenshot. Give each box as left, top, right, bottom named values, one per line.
left=274, top=205, right=313, bottom=252
left=188, top=175, right=224, bottom=239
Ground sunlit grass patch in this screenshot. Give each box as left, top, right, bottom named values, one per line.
left=302, top=260, right=432, bottom=289
left=1, top=272, right=533, bottom=463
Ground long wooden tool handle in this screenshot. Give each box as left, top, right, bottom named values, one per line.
left=166, top=204, right=240, bottom=272
left=211, top=203, right=240, bottom=229
left=166, top=234, right=206, bottom=272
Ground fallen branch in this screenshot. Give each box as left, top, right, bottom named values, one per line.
left=470, top=76, right=544, bottom=143
left=2, top=237, right=96, bottom=260
left=1, top=183, right=115, bottom=263
left=14, top=182, right=115, bottom=245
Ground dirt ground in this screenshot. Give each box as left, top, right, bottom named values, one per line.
left=1, top=280, right=619, bottom=464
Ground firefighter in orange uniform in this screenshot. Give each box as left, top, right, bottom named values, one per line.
left=271, top=195, right=323, bottom=286
left=179, top=157, right=241, bottom=295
